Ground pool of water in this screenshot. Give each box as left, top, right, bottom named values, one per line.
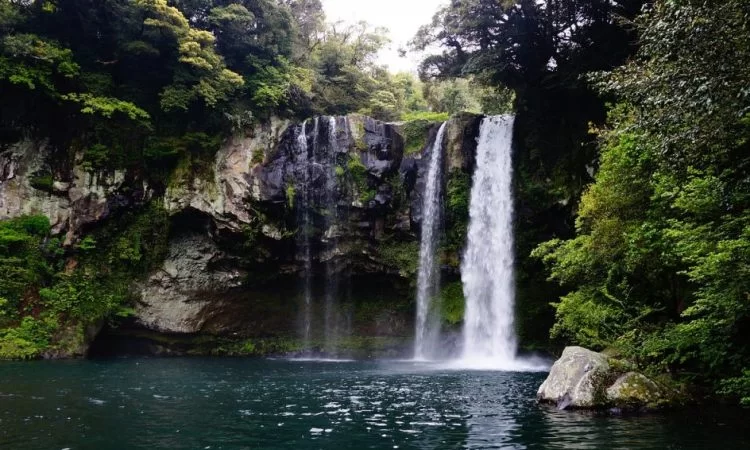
left=0, top=358, right=745, bottom=449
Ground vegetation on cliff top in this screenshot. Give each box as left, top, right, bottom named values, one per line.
left=0, top=0, right=490, bottom=177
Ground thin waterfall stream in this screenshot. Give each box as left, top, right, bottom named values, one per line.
left=414, top=122, right=447, bottom=360
left=324, top=116, right=341, bottom=354
left=296, top=119, right=312, bottom=350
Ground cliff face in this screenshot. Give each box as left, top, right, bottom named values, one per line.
left=0, top=114, right=483, bottom=358
left=0, top=140, right=152, bottom=244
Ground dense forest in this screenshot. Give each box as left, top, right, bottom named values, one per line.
left=1, top=0, right=748, bottom=406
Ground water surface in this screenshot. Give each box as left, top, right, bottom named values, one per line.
left=0, top=358, right=745, bottom=449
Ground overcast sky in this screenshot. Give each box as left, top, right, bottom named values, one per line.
left=322, top=0, right=447, bottom=73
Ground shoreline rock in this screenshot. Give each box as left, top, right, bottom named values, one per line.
left=537, top=346, right=671, bottom=411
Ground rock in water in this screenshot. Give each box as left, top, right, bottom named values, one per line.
left=537, top=346, right=610, bottom=409
left=537, top=346, right=671, bottom=411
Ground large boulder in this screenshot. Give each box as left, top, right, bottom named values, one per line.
left=537, top=346, right=611, bottom=409
left=537, top=346, right=671, bottom=411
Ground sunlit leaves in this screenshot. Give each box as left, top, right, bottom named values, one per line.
left=61, top=93, right=151, bottom=123
left=136, top=0, right=243, bottom=111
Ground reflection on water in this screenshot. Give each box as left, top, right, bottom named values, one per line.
left=0, top=358, right=746, bottom=449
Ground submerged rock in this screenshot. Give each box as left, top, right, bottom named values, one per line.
left=537, top=346, right=669, bottom=411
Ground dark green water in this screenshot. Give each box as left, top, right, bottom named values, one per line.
left=0, top=358, right=746, bottom=449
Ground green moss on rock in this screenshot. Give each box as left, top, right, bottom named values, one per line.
left=29, top=172, right=54, bottom=192
left=378, top=239, right=419, bottom=278
left=401, top=120, right=436, bottom=155
left=440, top=282, right=465, bottom=326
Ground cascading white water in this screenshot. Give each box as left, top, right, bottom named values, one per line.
left=460, top=115, right=518, bottom=368
left=414, top=122, right=448, bottom=360
left=324, top=116, right=341, bottom=353
left=296, top=120, right=313, bottom=349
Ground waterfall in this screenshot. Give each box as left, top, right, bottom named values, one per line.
left=296, top=120, right=313, bottom=350
left=323, top=116, right=341, bottom=354
left=460, top=115, right=518, bottom=368
left=414, top=122, right=448, bottom=360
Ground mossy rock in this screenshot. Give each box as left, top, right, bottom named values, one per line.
left=538, top=346, right=680, bottom=411
left=400, top=120, right=437, bottom=155
left=606, top=372, right=667, bottom=409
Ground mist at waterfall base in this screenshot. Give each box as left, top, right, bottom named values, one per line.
left=413, top=116, right=549, bottom=372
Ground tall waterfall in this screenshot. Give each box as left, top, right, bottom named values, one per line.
left=460, top=115, right=518, bottom=367
left=414, top=122, right=448, bottom=360
left=323, top=116, right=341, bottom=353
left=296, top=119, right=313, bottom=349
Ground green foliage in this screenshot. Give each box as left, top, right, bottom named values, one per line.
left=346, top=155, right=372, bottom=202
left=285, top=184, right=296, bottom=209
left=720, top=371, right=750, bottom=407
left=443, top=171, right=471, bottom=257
left=401, top=111, right=449, bottom=123
left=136, top=0, right=244, bottom=111
left=61, top=93, right=150, bottom=124
left=311, top=21, right=390, bottom=116
left=29, top=172, right=54, bottom=192
left=0, top=316, right=58, bottom=360
left=440, top=282, right=465, bottom=326
left=0, top=216, right=53, bottom=318
left=251, top=147, right=265, bottom=165
left=594, top=0, right=750, bottom=162
left=0, top=33, right=79, bottom=92
left=534, top=0, right=750, bottom=404
left=401, top=120, right=438, bottom=155
left=421, top=78, right=481, bottom=115
left=378, top=239, right=419, bottom=278
left=0, top=204, right=170, bottom=359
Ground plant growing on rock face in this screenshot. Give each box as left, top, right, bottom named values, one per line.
left=251, top=148, right=265, bottom=165
left=29, top=171, right=54, bottom=192
left=285, top=184, right=296, bottom=209
left=401, top=119, right=437, bottom=155
left=0, top=204, right=171, bottom=359
left=440, top=282, right=465, bottom=326
left=0, top=316, right=58, bottom=360
left=345, top=155, right=376, bottom=204
left=378, top=239, right=419, bottom=279
left=442, top=171, right=471, bottom=259
left=0, top=215, right=53, bottom=317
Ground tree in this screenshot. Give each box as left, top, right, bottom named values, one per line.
left=535, top=0, right=750, bottom=403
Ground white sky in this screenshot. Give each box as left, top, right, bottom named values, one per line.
left=322, top=0, right=447, bottom=73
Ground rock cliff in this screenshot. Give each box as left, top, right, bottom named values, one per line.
left=0, top=114, right=483, bottom=358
